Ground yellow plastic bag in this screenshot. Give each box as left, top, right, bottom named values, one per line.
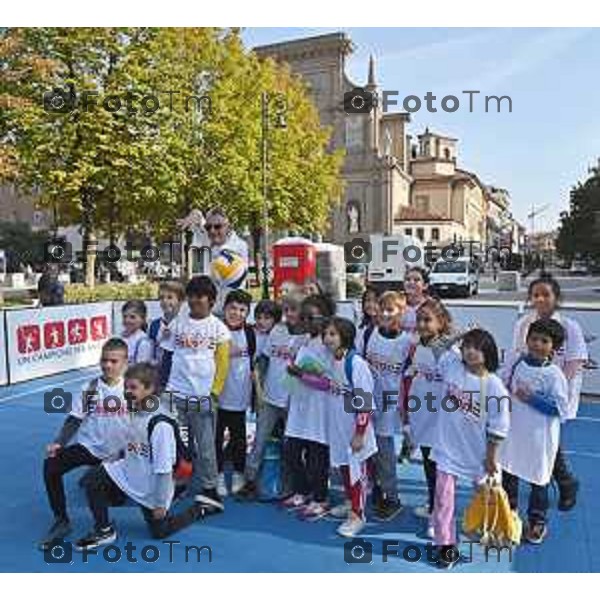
left=463, top=475, right=522, bottom=547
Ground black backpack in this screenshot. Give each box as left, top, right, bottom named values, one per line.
left=147, top=414, right=193, bottom=479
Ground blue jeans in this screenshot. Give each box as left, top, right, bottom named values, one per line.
left=175, top=399, right=218, bottom=494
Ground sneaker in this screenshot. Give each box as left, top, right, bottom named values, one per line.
left=217, top=473, right=228, bottom=498
left=374, top=498, right=403, bottom=522
left=235, top=480, right=259, bottom=502
left=371, top=485, right=384, bottom=512
left=38, top=518, right=72, bottom=551
left=300, top=501, right=329, bottom=521
left=337, top=513, right=366, bottom=538
left=437, top=545, right=460, bottom=569
left=231, top=472, right=245, bottom=495
left=398, top=438, right=412, bottom=463
left=194, top=488, right=224, bottom=514
left=524, top=521, right=547, bottom=545
left=329, top=501, right=352, bottom=520
left=413, top=504, right=431, bottom=519
left=281, top=493, right=307, bottom=510
left=74, top=525, right=117, bottom=552
left=558, top=479, right=579, bottom=512
left=425, top=523, right=435, bottom=539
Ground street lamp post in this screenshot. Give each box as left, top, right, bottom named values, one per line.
left=260, top=91, right=286, bottom=300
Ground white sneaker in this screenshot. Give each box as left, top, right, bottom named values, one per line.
left=231, top=472, right=245, bottom=495
left=413, top=504, right=431, bottom=519
left=337, top=514, right=366, bottom=538
left=425, top=524, right=435, bottom=539
left=217, top=473, right=228, bottom=498
left=329, top=501, right=352, bottom=520
left=301, top=501, right=329, bottom=520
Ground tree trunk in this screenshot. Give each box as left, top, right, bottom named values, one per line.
left=81, top=187, right=97, bottom=289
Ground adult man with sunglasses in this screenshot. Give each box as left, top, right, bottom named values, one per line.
left=179, top=207, right=249, bottom=314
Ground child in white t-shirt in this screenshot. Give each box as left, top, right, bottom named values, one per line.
left=216, top=290, right=255, bottom=498
left=284, top=294, right=335, bottom=518
left=322, top=317, right=377, bottom=538
left=121, top=300, right=154, bottom=364
left=432, top=329, right=510, bottom=569
left=403, top=298, right=461, bottom=536
left=363, top=291, right=413, bottom=521
left=500, top=318, right=569, bottom=545
left=253, top=299, right=282, bottom=358
left=236, top=292, right=308, bottom=500
left=355, top=286, right=379, bottom=354
left=163, top=275, right=231, bottom=514
left=39, top=338, right=130, bottom=550
left=401, top=266, right=430, bottom=334
left=511, top=274, right=587, bottom=511
left=75, top=363, right=203, bottom=551
left=148, top=280, right=185, bottom=389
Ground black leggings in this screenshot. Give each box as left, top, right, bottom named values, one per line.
left=83, top=465, right=200, bottom=538
left=421, top=446, right=437, bottom=513
left=215, top=409, right=247, bottom=473
left=44, top=444, right=101, bottom=520
left=285, top=437, right=329, bottom=502
left=502, top=470, right=549, bottom=524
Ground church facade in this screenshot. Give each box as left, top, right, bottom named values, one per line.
left=254, top=32, right=413, bottom=244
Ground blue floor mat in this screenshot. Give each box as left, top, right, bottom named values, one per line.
left=0, top=369, right=597, bottom=572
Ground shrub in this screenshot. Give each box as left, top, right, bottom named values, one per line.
left=64, top=282, right=159, bottom=304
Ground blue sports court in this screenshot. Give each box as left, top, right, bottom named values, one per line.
left=1, top=366, right=598, bottom=573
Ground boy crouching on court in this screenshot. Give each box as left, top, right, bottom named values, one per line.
left=75, top=363, right=202, bottom=551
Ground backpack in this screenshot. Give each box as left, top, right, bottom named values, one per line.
left=344, top=348, right=357, bottom=391
left=148, top=318, right=174, bottom=387
left=147, top=414, right=193, bottom=480
left=361, top=325, right=375, bottom=358
left=243, top=325, right=257, bottom=411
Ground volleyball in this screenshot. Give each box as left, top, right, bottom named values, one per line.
left=210, top=248, right=248, bottom=288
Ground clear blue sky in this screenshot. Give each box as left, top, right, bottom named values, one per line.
left=242, top=27, right=600, bottom=231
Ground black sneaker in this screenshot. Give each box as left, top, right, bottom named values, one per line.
left=558, top=479, right=579, bottom=512
left=194, top=488, right=224, bottom=514
left=235, top=480, right=259, bottom=502
left=373, top=498, right=403, bottom=522
left=371, top=485, right=383, bottom=511
left=437, top=545, right=460, bottom=569
left=38, top=518, right=72, bottom=551
left=398, top=438, right=412, bottom=463
left=524, top=521, right=547, bottom=545
left=74, top=525, right=117, bottom=552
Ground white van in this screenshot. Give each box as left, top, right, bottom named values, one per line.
left=366, top=234, right=424, bottom=291
left=429, top=256, right=479, bottom=298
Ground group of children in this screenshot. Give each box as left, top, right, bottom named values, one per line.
left=39, top=269, right=588, bottom=569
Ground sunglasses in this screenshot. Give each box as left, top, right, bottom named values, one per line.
left=204, top=223, right=225, bottom=232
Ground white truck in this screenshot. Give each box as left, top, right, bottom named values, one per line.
left=429, top=255, right=479, bottom=298
left=366, top=234, right=425, bottom=291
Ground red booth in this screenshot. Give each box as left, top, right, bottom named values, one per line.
left=273, top=237, right=316, bottom=299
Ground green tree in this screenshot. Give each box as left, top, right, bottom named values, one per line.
left=556, top=162, right=600, bottom=265
left=1, top=28, right=344, bottom=289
